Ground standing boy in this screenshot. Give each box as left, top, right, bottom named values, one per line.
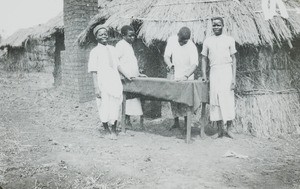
left=88, top=24, right=131, bottom=139
left=201, top=17, right=237, bottom=138
left=164, top=27, right=198, bottom=130
left=116, top=25, right=146, bottom=127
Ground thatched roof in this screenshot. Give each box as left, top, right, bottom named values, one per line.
left=0, top=12, right=63, bottom=49
left=78, top=0, right=300, bottom=47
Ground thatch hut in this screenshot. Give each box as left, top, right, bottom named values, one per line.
left=0, top=12, right=64, bottom=86
left=78, top=0, right=300, bottom=137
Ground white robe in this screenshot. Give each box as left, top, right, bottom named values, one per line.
left=88, top=43, right=123, bottom=124
left=201, top=34, right=236, bottom=122
left=116, top=39, right=143, bottom=116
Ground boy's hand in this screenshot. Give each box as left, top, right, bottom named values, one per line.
left=199, top=77, right=208, bottom=82
left=166, top=64, right=174, bottom=72
left=125, top=76, right=136, bottom=82
left=138, top=74, right=147, bottom=77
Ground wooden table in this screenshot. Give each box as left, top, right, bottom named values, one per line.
left=121, top=77, right=209, bottom=143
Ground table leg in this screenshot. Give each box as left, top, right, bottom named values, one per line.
left=186, top=106, right=192, bottom=143
left=121, top=93, right=126, bottom=133
left=200, top=102, right=207, bottom=138
left=140, top=99, right=145, bottom=130
left=140, top=115, right=144, bottom=130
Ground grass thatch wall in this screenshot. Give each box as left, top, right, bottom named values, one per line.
left=234, top=43, right=300, bottom=137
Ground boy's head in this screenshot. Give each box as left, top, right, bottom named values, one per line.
left=121, top=25, right=136, bottom=44
left=211, top=17, right=224, bottom=36
left=177, top=27, right=191, bottom=46
left=93, top=24, right=108, bottom=45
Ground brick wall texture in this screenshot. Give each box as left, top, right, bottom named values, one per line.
left=62, top=0, right=98, bottom=102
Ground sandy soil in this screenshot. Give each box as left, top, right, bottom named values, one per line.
left=1, top=70, right=300, bottom=189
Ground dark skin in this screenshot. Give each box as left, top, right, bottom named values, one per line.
left=163, top=29, right=198, bottom=130
left=163, top=33, right=197, bottom=81
left=201, top=19, right=236, bottom=138
left=123, top=30, right=136, bottom=44
left=201, top=19, right=236, bottom=90
left=95, top=28, right=108, bottom=45
left=92, top=28, right=132, bottom=99
left=178, top=35, right=189, bottom=46
left=212, top=19, right=223, bottom=36
left=122, top=30, right=147, bottom=78
left=121, top=29, right=146, bottom=127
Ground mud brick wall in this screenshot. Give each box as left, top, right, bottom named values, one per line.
left=62, top=0, right=98, bottom=102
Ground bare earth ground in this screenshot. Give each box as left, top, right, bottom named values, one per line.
left=0, top=70, right=300, bottom=189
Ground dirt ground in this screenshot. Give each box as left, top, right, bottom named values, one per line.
left=1, top=70, right=300, bottom=189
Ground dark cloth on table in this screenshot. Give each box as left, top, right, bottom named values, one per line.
left=122, top=77, right=209, bottom=111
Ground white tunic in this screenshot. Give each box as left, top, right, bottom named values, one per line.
left=201, top=34, right=237, bottom=122
left=88, top=43, right=123, bottom=124
left=164, top=35, right=198, bottom=80
left=116, top=39, right=143, bottom=116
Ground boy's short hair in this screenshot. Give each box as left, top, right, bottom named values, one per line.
left=121, top=25, right=134, bottom=36
left=178, top=27, right=191, bottom=39
left=211, top=17, right=224, bottom=25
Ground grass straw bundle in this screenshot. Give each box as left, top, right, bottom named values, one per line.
left=236, top=93, right=300, bottom=137
left=139, top=0, right=260, bottom=45
left=235, top=46, right=300, bottom=137
left=78, top=0, right=300, bottom=47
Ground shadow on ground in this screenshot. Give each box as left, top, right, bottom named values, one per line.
left=124, top=118, right=220, bottom=139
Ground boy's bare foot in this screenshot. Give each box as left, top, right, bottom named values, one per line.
left=217, top=126, right=224, bottom=138
left=200, top=126, right=208, bottom=139
left=99, top=128, right=111, bottom=138
left=110, top=132, right=117, bottom=140
left=224, top=130, right=234, bottom=139
left=225, top=121, right=234, bottom=139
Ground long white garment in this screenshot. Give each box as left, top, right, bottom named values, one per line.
left=164, top=35, right=198, bottom=117
left=201, top=34, right=236, bottom=122
left=209, top=64, right=235, bottom=122
left=95, top=92, right=122, bottom=124
left=115, top=39, right=143, bottom=116
left=88, top=43, right=123, bottom=124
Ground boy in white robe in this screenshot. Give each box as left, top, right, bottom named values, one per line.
left=164, top=27, right=198, bottom=130
left=88, top=24, right=131, bottom=139
left=201, top=17, right=237, bottom=138
left=116, top=25, right=146, bottom=127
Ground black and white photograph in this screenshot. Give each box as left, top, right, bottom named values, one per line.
left=0, top=0, right=300, bottom=188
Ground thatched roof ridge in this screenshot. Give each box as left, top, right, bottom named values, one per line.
left=0, top=12, right=63, bottom=49
left=78, top=0, right=300, bottom=47
left=78, top=0, right=153, bottom=46
left=0, top=28, right=35, bottom=49
left=33, top=12, right=64, bottom=39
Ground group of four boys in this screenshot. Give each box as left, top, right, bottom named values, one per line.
left=88, top=17, right=236, bottom=140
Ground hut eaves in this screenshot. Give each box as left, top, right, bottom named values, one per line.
left=0, top=12, right=64, bottom=49
left=78, top=0, right=300, bottom=47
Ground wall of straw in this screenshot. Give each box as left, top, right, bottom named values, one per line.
left=234, top=44, right=300, bottom=137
